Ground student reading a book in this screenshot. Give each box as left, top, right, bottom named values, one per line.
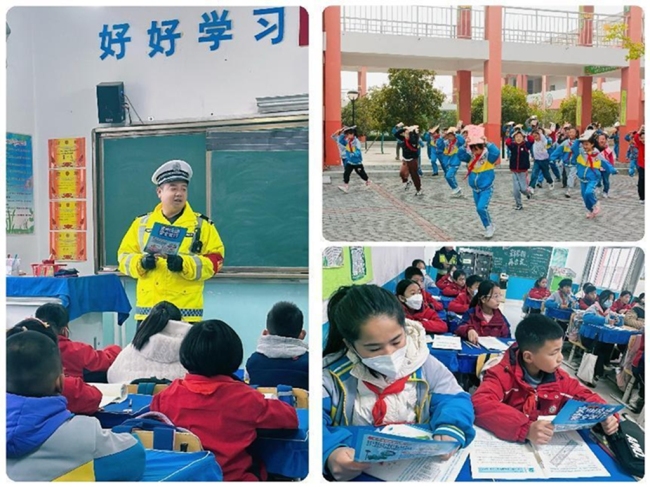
left=454, top=281, right=511, bottom=344
left=117, top=160, right=225, bottom=323
left=107, top=301, right=190, bottom=384
left=7, top=331, right=145, bottom=481
left=471, top=315, right=618, bottom=444
left=404, top=266, right=443, bottom=311
left=440, top=269, right=467, bottom=297
left=35, top=303, right=120, bottom=380
left=323, top=285, right=475, bottom=481
left=151, top=320, right=298, bottom=481
left=245, top=301, right=309, bottom=390
left=395, top=279, right=448, bottom=334
left=7, top=319, right=102, bottom=415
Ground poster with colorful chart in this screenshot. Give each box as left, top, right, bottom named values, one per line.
left=6, top=133, right=35, bottom=234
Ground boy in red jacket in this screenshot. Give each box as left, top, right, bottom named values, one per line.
left=472, top=315, right=618, bottom=444
left=35, top=303, right=121, bottom=379
left=441, top=269, right=467, bottom=297
left=448, top=275, right=483, bottom=315
left=405, top=266, right=444, bottom=312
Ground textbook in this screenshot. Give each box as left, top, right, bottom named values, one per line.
left=89, top=383, right=127, bottom=408
left=354, top=424, right=458, bottom=463
left=551, top=399, right=623, bottom=432
left=477, top=337, right=511, bottom=351
left=364, top=446, right=469, bottom=482
left=144, top=223, right=187, bottom=256
left=430, top=335, right=462, bottom=350
left=470, top=427, right=609, bottom=479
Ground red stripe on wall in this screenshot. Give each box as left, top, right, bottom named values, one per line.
left=299, top=7, right=308, bottom=46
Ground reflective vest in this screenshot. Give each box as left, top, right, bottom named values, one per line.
left=438, top=253, right=458, bottom=275
left=117, top=202, right=225, bottom=322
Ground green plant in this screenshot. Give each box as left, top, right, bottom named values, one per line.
left=471, top=85, right=532, bottom=126
left=559, top=90, right=619, bottom=128
left=603, top=22, right=645, bottom=61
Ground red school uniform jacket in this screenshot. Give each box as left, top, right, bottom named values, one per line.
left=528, top=287, right=551, bottom=300
left=402, top=303, right=448, bottom=334
left=150, top=374, right=298, bottom=481
left=422, top=289, right=444, bottom=312
left=611, top=299, right=634, bottom=315
left=455, top=306, right=510, bottom=340
left=58, top=335, right=121, bottom=378
left=579, top=297, right=596, bottom=311
left=448, top=290, right=472, bottom=315
left=472, top=346, right=607, bottom=443
left=63, top=376, right=102, bottom=415
left=634, top=132, right=645, bottom=169
left=436, top=273, right=453, bottom=289
left=440, top=281, right=465, bottom=297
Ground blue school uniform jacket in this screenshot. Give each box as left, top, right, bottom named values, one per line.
left=422, top=132, right=440, bottom=161
left=625, top=133, right=639, bottom=162
left=246, top=352, right=309, bottom=390
left=438, top=134, right=466, bottom=168
left=6, top=393, right=145, bottom=481
left=459, top=142, right=501, bottom=191
left=322, top=350, right=475, bottom=471
left=550, top=138, right=579, bottom=166
left=338, top=135, right=363, bottom=165
left=570, top=140, right=606, bottom=182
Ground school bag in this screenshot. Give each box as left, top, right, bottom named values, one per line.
left=605, top=416, right=645, bottom=479
left=113, top=412, right=223, bottom=482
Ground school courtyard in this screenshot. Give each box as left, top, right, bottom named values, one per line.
left=323, top=144, right=644, bottom=242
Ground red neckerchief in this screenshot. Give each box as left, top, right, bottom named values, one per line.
left=465, top=149, right=485, bottom=179
left=362, top=376, right=411, bottom=426
left=586, top=151, right=598, bottom=169
left=404, top=135, right=417, bottom=152
left=346, top=139, right=354, bottom=152
left=444, top=137, right=456, bottom=154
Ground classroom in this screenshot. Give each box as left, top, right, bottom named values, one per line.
left=322, top=245, right=645, bottom=481
left=6, top=6, right=309, bottom=482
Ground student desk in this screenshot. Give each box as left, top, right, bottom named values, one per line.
left=95, top=394, right=153, bottom=428
left=429, top=335, right=511, bottom=374
left=579, top=322, right=642, bottom=345
left=6, top=274, right=131, bottom=324
left=353, top=429, right=634, bottom=482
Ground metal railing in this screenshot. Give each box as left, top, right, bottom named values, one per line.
left=341, top=6, right=630, bottom=49
left=502, top=7, right=625, bottom=47
left=341, top=6, right=484, bottom=40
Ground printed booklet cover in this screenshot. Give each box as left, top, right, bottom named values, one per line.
left=143, top=223, right=187, bottom=256
left=552, top=400, right=623, bottom=432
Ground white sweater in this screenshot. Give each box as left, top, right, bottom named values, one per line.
left=107, top=320, right=190, bottom=384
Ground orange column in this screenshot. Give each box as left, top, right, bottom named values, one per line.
left=457, top=6, right=472, bottom=39
left=566, top=76, right=574, bottom=100
left=596, top=77, right=603, bottom=90
left=516, top=75, right=528, bottom=92
left=483, top=6, right=503, bottom=143
left=541, top=75, right=548, bottom=109
left=457, top=70, right=472, bottom=125
left=576, top=6, right=594, bottom=131
left=323, top=7, right=342, bottom=167
left=452, top=75, right=458, bottom=104
left=357, top=67, right=367, bottom=97
left=619, top=6, right=643, bottom=160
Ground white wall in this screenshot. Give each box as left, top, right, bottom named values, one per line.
left=6, top=6, right=308, bottom=274
left=565, top=247, right=592, bottom=283
left=370, top=247, right=426, bottom=288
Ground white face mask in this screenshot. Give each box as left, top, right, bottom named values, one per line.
left=471, top=288, right=478, bottom=296
left=361, top=346, right=407, bottom=379
left=604, top=300, right=613, bottom=309
left=405, top=294, right=423, bottom=310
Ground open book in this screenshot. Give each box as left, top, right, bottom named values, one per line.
left=89, top=383, right=127, bottom=408
left=470, top=427, right=609, bottom=479
left=430, top=335, right=462, bottom=350
left=477, top=337, right=512, bottom=351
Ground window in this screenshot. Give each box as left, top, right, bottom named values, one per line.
left=549, top=84, right=556, bottom=91
left=587, top=248, right=636, bottom=292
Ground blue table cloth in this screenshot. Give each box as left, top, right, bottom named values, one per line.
left=6, top=274, right=132, bottom=324
left=429, top=335, right=512, bottom=374
left=354, top=429, right=634, bottom=482
left=95, top=393, right=153, bottom=429
left=545, top=306, right=574, bottom=322
left=255, top=408, right=308, bottom=479
left=525, top=297, right=544, bottom=310
left=580, top=321, right=641, bottom=345
left=142, top=450, right=223, bottom=481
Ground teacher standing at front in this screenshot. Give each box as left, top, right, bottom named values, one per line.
left=117, top=160, right=225, bottom=323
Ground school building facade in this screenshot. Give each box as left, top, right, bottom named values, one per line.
left=324, top=5, right=644, bottom=166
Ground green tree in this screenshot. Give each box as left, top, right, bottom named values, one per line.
left=438, top=110, right=459, bottom=130
left=341, top=94, right=375, bottom=137
left=471, top=85, right=531, bottom=126
left=529, top=104, right=562, bottom=127
left=375, top=69, right=446, bottom=133
left=559, top=90, right=619, bottom=128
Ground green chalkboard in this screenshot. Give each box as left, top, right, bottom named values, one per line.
left=210, top=149, right=308, bottom=267
left=472, top=247, right=553, bottom=279
left=101, top=133, right=207, bottom=267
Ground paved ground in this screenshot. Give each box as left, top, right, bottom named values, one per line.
left=323, top=143, right=644, bottom=242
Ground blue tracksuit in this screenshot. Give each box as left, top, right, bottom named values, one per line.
left=338, top=135, right=363, bottom=165
left=570, top=139, right=605, bottom=212
left=625, top=133, right=639, bottom=176
left=439, top=134, right=466, bottom=190
left=422, top=132, right=441, bottom=175
left=610, top=130, right=620, bottom=160
left=459, top=142, right=501, bottom=228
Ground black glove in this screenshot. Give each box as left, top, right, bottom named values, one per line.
left=167, top=254, right=183, bottom=273
left=141, top=253, right=157, bottom=270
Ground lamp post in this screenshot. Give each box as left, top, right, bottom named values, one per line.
left=347, top=90, right=359, bottom=126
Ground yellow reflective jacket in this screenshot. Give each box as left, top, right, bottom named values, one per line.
left=117, top=202, right=225, bottom=322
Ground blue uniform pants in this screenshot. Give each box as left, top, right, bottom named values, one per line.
left=445, top=164, right=460, bottom=190
left=580, top=178, right=599, bottom=212
left=473, top=186, right=494, bottom=228
left=531, top=159, right=553, bottom=186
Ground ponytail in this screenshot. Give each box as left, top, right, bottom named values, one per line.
left=470, top=280, right=499, bottom=308
left=132, top=301, right=182, bottom=351
left=323, top=285, right=405, bottom=357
